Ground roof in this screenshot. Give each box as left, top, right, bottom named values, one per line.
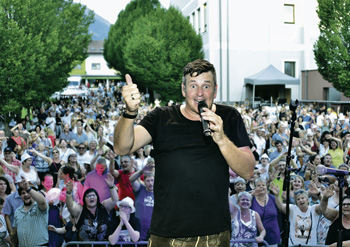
left=244, top=64, right=300, bottom=86
left=88, top=40, right=104, bottom=54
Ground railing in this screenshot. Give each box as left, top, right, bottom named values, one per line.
left=62, top=239, right=269, bottom=246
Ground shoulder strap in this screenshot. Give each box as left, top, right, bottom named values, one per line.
left=305, top=210, right=313, bottom=245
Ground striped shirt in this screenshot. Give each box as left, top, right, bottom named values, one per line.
left=14, top=201, right=49, bottom=246
left=1, top=158, right=21, bottom=182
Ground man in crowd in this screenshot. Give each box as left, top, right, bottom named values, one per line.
left=84, top=157, right=113, bottom=202
left=129, top=161, right=155, bottom=241
left=114, top=59, right=254, bottom=246
left=59, top=123, right=76, bottom=143
left=269, top=140, right=287, bottom=162
left=14, top=177, right=48, bottom=246
left=109, top=155, right=135, bottom=201
left=1, top=147, right=21, bottom=182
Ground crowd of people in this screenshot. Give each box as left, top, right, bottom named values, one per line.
left=0, top=69, right=349, bottom=246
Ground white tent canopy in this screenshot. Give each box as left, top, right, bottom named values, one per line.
left=244, top=64, right=300, bottom=106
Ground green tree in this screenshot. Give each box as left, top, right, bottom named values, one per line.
left=314, top=0, right=350, bottom=97
left=0, top=0, right=94, bottom=120
left=104, top=0, right=203, bottom=102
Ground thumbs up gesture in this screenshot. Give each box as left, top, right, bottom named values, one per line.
left=122, top=74, right=140, bottom=114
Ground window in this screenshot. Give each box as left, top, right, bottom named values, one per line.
left=284, top=4, right=295, bottom=24
left=197, top=7, right=201, bottom=33
left=91, top=63, right=101, bottom=70
left=203, top=3, right=207, bottom=32
left=74, top=64, right=82, bottom=70
left=284, top=61, right=295, bottom=77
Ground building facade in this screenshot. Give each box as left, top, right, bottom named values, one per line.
left=70, top=40, right=121, bottom=88
left=170, top=0, right=320, bottom=104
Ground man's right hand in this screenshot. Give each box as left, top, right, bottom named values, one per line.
left=122, top=74, right=140, bottom=114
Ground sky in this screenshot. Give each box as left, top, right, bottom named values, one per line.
left=73, top=0, right=170, bottom=24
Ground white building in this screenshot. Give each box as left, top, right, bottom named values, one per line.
left=170, top=0, right=320, bottom=105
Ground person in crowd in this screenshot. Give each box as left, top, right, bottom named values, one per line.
left=47, top=127, right=56, bottom=148
left=229, top=177, right=247, bottom=208
left=253, top=128, right=266, bottom=156
left=59, top=124, right=76, bottom=144
left=39, top=129, right=53, bottom=149
left=283, top=175, right=305, bottom=204
left=0, top=209, right=11, bottom=247
left=64, top=151, right=86, bottom=183
left=46, top=111, right=56, bottom=134
left=74, top=126, right=89, bottom=147
left=48, top=215, right=79, bottom=244
left=108, top=196, right=141, bottom=245
left=129, top=162, right=155, bottom=241
left=114, top=59, right=255, bottom=246
left=320, top=185, right=350, bottom=246
left=16, top=152, right=39, bottom=188
left=270, top=182, right=332, bottom=245
left=230, top=191, right=266, bottom=246
left=57, top=166, right=84, bottom=205
left=0, top=178, right=11, bottom=203
left=271, top=124, right=289, bottom=147
left=251, top=178, right=280, bottom=247
left=31, top=142, right=50, bottom=182
left=269, top=140, right=287, bottom=162
left=0, top=147, right=20, bottom=183
left=41, top=173, right=64, bottom=247
left=76, top=143, right=91, bottom=165
left=7, top=129, right=26, bottom=154
left=134, top=147, right=149, bottom=171
left=255, top=153, right=270, bottom=180
left=0, top=166, right=16, bottom=193
left=109, top=155, right=135, bottom=201
left=58, top=139, right=75, bottom=164
left=13, top=176, right=49, bottom=246
left=328, top=137, right=344, bottom=168
left=66, top=173, right=118, bottom=241
left=61, top=110, right=73, bottom=129
left=84, top=157, right=114, bottom=202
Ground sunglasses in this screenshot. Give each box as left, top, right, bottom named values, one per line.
left=52, top=151, right=59, bottom=154
left=78, top=147, right=85, bottom=150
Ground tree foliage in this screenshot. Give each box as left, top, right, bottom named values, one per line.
left=0, top=0, right=94, bottom=118
left=314, top=0, right=350, bottom=97
left=104, top=0, right=204, bottom=102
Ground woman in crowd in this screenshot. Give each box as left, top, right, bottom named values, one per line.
left=64, top=152, right=86, bottom=183
left=30, top=147, right=63, bottom=186
left=66, top=173, right=118, bottom=241
left=0, top=159, right=18, bottom=192
left=58, top=139, right=75, bottom=163
left=47, top=128, right=56, bottom=148
left=230, top=191, right=266, bottom=247
left=328, top=137, right=344, bottom=168
left=270, top=183, right=332, bottom=245
left=58, top=166, right=84, bottom=204
left=31, top=142, right=50, bottom=182
left=230, top=177, right=247, bottom=207
left=283, top=175, right=305, bottom=204
left=16, top=153, right=40, bottom=188
left=251, top=178, right=280, bottom=247
left=319, top=184, right=350, bottom=246
left=0, top=177, right=11, bottom=202
left=108, top=197, right=141, bottom=245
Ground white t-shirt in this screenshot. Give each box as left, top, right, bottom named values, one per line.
left=289, top=204, right=319, bottom=246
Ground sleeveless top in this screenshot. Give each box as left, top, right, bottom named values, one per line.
left=16, top=166, right=38, bottom=188
left=76, top=205, right=111, bottom=241
left=50, top=160, right=62, bottom=185
left=326, top=216, right=350, bottom=245
left=231, top=209, right=258, bottom=247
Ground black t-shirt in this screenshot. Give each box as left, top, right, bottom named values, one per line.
left=325, top=216, right=350, bottom=245
left=139, top=104, right=250, bottom=238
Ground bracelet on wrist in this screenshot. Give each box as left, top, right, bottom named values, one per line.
left=26, top=187, right=32, bottom=193
left=109, top=185, right=115, bottom=189
left=122, top=111, right=137, bottom=119
left=66, top=191, right=72, bottom=196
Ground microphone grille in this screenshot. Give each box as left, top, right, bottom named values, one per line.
left=316, top=165, right=327, bottom=175
left=197, top=101, right=208, bottom=111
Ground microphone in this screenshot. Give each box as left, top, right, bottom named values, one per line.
left=197, top=101, right=211, bottom=137
left=316, top=165, right=349, bottom=176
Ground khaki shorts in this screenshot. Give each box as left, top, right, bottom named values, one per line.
left=147, top=230, right=230, bottom=247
